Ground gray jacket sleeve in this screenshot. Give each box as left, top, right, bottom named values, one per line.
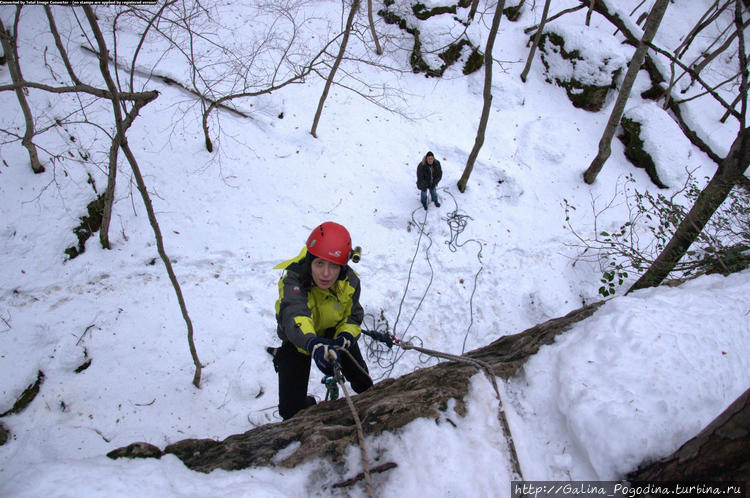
left=276, top=272, right=315, bottom=351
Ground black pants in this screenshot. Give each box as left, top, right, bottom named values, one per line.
left=273, top=339, right=373, bottom=420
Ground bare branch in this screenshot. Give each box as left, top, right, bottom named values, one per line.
left=0, top=8, right=44, bottom=173
left=45, top=6, right=83, bottom=86
left=311, top=0, right=360, bottom=138
left=82, top=5, right=202, bottom=388
left=0, top=78, right=158, bottom=102
left=642, top=41, right=742, bottom=121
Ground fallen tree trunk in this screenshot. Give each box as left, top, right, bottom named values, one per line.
left=109, top=302, right=604, bottom=471
left=110, top=297, right=750, bottom=484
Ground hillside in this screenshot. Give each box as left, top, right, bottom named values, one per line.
left=1, top=1, right=749, bottom=496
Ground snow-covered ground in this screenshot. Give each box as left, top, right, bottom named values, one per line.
left=1, top=1, right=748, bottom=496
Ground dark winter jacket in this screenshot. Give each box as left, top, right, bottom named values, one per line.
left=416, top=159, right=442, bottom=190
left=273, top=247, right=363, bottom=353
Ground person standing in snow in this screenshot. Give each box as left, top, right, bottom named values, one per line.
left=271, top=221, right=373, bottom=420
left=416, top=151, right=442, bottom=210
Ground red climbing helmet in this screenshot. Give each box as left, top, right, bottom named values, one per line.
left=306, top=221, right=352, bottom=266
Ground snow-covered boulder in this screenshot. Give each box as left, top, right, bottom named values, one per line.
left=620, top=102, right=693, bottom=189
left=538, top=23, right=631, bottom=111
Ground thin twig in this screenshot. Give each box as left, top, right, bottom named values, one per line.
left=332, top=462, right=398, bottom=488
left=76, top=324, right=96, bottom=346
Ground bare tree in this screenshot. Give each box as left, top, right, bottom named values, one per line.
left=643, top=1, right=747, bottom=113
left=523, top=5, right=586, bottom=35
left=583, top=0, right=742, bottom=164
left=1, top=5, right=203, bottom=387
left=109, top=2, right=335, bottom=153
left=468, top=0, right=481, bottom=21
left=688, top=17, right=750, bottom=84
left=457, top=0, right=507, bottom=193
left=520, top=0, right=551, bottom=83
left=98, top=1, right=177, bottom=250
left=201, top=48, right=332, bottom=151
left=311, top=0, right=360, bottom=138
left=0, top=8, right=44, bottom=174
left=675, top=0, right=731, bottom=58
left=80, top=5, right=203, bottom=387
left=629, top=0, right=749, bottom=292
left=366, top=0, right=382, bottom=55
left=629, top=128, right=749, bottom=292
left=583, top=0, right=669, bottom=184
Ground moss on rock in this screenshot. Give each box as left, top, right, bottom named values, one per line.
left=618, top=117, right=668, bottom=189
left=65, top=194, right=105, bottom=259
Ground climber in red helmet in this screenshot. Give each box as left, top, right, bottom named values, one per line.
left=271, top=221, right=373, bottom=419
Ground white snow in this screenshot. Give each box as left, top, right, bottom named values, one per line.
left=541, top=23, right=631, bottom=87
left=1, top=1, right=747, bottom=496
left=624, top=102, right=696, bottom=188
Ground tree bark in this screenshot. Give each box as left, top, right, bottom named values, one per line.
left=520, top=0, right=551, bottom=83
left=582, top=0, right=669, bottom=185
left=676, top=0, right=731, bottom=59
left=457, top=0, right=506, bottom=193
left=311, top=0, right=360, bottom=138
left=0, top=10, right=44, bottom=174
left=628, top=128, right=749, bottom=292
left=366, top=0, right=382, bottom=55
left=82, top=6, right=203, bottom=388
left=468, top=0, right=480, bottom=21
left=100, top=134, right=119, bottom=250
left=627, top=386, right=750, bottom=482
left=44, top=6, right=83, bottom=86
left=629, top=0, right=749, bottom=292
left=108, top=303, right=604, bottom=472
left=585, top=0, right=596, bottom=26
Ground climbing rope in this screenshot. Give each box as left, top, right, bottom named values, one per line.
left=440, top=188, right=485, bottom=354
left=332, top=336, right=524, bottom=485
left=329, top=348, right=374, bottom=498
left=397, top=339, right=523, bottom=480
left=322, top=189, right=508, bottom=493
left=392, top=207, right=434, bottom=343
left=371, top=206, right=434, bottom=380
left=366, top=189, right=485, bottom=377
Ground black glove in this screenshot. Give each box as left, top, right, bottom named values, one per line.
left=332, top=332, right=355, bottom=350
left=307, top=337, right=338, bottom=376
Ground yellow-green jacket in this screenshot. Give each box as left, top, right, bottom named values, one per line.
left=274, top=247, right=363, bottom=353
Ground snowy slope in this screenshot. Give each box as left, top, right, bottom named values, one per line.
left=1, top=1, right=748, bottom=496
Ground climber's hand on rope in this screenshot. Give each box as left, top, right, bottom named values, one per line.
left=307, top=337, right=338, bottom=376
left=333, top=332, right=354, bottom=350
